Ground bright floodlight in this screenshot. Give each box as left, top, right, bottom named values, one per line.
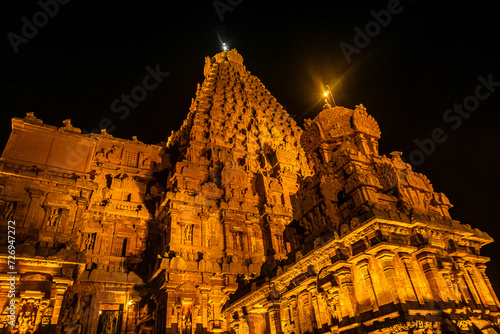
left=323, top=91, right=328, bottom=97
left=222, top=42, right=228, bottom=51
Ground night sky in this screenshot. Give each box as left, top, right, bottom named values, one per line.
left=1, top=1, right=499, bottom=290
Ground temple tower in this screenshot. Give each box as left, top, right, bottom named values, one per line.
left=147, top=50, right=310, bottom=334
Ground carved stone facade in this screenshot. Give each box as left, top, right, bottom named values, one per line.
left=0, top=50, right=499, bottom=334
left=225, top=102, right=500, bottom=334
left=0, top=114, right=161, bottom=334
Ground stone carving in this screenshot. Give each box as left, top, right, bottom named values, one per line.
left=137, top=303, right=155, bottom=334
left=0, top=49, right=497, bottom=334
left=47, top=208, right=63, bottom=227
left=0, top=201, right=16, bottom=220
left=16, top=301, right=37, bottom=334
left=184, top=225, right=193, bottom=244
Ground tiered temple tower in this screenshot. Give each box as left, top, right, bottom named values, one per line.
left=147, top=50, right=310, bottom=334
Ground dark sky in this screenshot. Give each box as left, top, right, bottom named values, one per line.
left=1, top=1, right=500, bottom=290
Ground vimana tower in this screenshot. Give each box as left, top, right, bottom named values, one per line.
left=0, top=50, right=499, bottom=334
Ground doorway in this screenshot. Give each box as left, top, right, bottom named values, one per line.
left=97, top=305, right=123, bottom=334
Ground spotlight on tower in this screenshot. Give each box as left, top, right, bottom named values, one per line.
left=222, top=42, right=228, bottom=51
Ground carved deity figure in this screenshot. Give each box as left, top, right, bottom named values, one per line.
left=181, top=307, right=192, bottom=334
left=137, top=304, right=155, bottom=334
left=184, top=225, right=193, bottom=244
left=61, top=295, right=81, bottom=334
left=235, top=232, right=243, bottom=250
left=16, top=302, right=36, bottom=334
left=106, top=146, right=122, bottom=164
left=81, top=233, right=96, bottom=252
left=47, top=208, right=62, bottom=227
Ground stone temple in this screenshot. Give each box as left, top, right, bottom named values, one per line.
left=0, top=50, right=499, bottom=334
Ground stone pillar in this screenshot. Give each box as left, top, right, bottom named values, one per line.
left=52, top=278, right=73, bottom=334
left=454, top=262, right=477, bottom=308
left=200, top=213, right=208, bottom=250
left=211, top=294, right=224, bottom=332
left=165, top=289, right=176, bottom=334
left=464, top=262, right=491, bottom=309
left=334, top=266, right=357, bottom=320
left=201, top=291, right=209, bottom=332
left=476, top=263, right=500, bottom=309
left=297, top=291, right=314, bottom=334
left=266, top=303, right=282, bottom=334
left=279, top=301, right=291, bottom=334
left=376, top=250, right=403, bottom=305
left=24, top=189, right=45, bottom=229
left=307, top=286, right=325, bottom=330
left=455, top=259, right=481, bottom=310
left=398, top=252, right=429, bottom=306
left=439, top=262, right=461, bottom=305
left=416, top=252, right=449, bottom=304
left=245, top=310, right=267, bottom=334
left=71, top=197, right=88, bottom=234
left=289, top=297, right=300, bottom=334
left=356, top=259, right=379, bottom=313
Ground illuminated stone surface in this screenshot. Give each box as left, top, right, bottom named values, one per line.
left=0, top=50, right=499, bottom=334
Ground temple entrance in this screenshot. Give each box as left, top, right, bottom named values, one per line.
left=97, top=305, right=123, bottom=334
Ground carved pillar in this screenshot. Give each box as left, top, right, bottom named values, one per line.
left=297, top=291, right=314, bottom=334
left=165, top=289, right=176, bottom=334
left=210, top=293, right=224, bottom=332
left=289, top=297, right=300, bottom=334
left=440, top=262, right=461, bottom=304
left=416, top=252, right=449, bottom=303
left=265, top=303, right=282, bottom=334
left=231, top=321, right=240, bottom=334
left=356, top=259, right=379, bottom=312
left=476, top=263, right=500, bottom=309
left=72, top=197, right=88, bottom=234
left=398, top=252, right=429, bottom=306
left=454, top=265, right=476, bottom=308
left=51, top=277, right=72, bottom=334
left=330, top=288, right=341, bottom=327
left=201, top=291, right=209, bottom=331
left=334, top=266, right=357, bottom=319
left=376, top=250, right=403, bottom=305
left=464, top=262, right=490, bottom=309
left=455, top=259, right=481, bottom=309
left=245, top=310, right=267, bottom=334
left=307, top=286, right=325, bottom=330
left=24, top=189, right=45, bottom=229
left=279, top=301, right=291, bottom=334
left=200, top=213, right=208, bottom=250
